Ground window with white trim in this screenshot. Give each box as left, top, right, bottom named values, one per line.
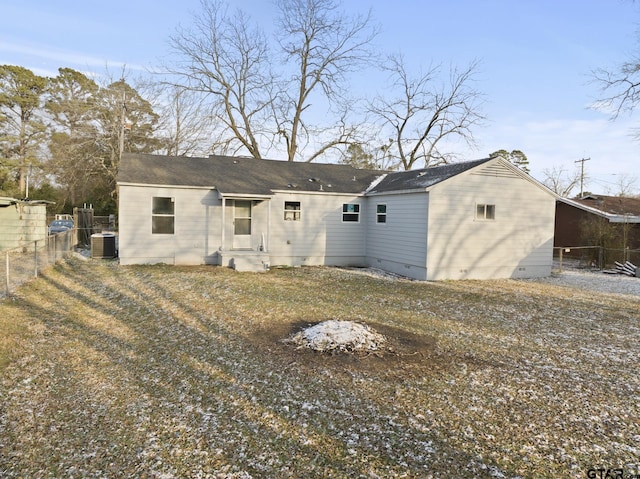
left=284, top=201, right=301, bottom=221
left=152, top=197, right=175, bottom=234
left=476, top=203, right=495, bottom=220
left=376, top=203, right=387, bottom=223
left=342, top=203, right=360, bottom=222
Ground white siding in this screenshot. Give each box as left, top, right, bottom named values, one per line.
left=365, top=192, right=429, bottom=280
left=119, top=159, right=555, bottom=280
left=0, top=204, right=47, bottom=250
left=118, top=186, right=221, bottom=265
left=119, top=187, right=367, bottom=267
left=425, top=164, right=555, bottom=280
left=269, top=192, right=367, bottom=266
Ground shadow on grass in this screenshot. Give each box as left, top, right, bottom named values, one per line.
left=0, top=258, right=540, bottom=478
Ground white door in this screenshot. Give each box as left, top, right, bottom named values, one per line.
left=233, top=200, right=252, bottom=249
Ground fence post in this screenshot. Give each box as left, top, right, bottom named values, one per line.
left=5, top=251, right=9, bottom=297
left=34, top=240, right=38, bottom=278
left=558, top=248, right=563, bottom=273
left=599, top=247, right=603, bottom=270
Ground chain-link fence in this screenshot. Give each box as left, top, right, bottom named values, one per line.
left=554, top=246, right=640, bottom=272
left=1, top=229, right=77, bottom=298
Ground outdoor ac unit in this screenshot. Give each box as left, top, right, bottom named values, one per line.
left=91, top=233, right=117, bottom=259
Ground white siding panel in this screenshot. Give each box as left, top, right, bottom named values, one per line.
left=269, top=192, right=366, bottom=266
left=119, top=186, right=221, bottom=265
left=0, top=204, right=47, bottom=250
left=365, top=193, right=428, bottom=280
left=426, top=170, right=555, bottom=280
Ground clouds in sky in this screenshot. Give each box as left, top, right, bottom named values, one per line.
left=0, top=41, right=144, bottom=78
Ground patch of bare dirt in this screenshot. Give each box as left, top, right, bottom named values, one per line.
left=246, top=319, right=489, bottom=379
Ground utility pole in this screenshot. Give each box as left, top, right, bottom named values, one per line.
left=575, top=157, right=590, bottom=197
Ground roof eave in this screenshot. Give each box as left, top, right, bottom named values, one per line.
left=271, top=189, right=365, bottom=196
left=117, top=181, right=216, bottom=190
left=219, top=192, right=273, bottom=199
left=366, top=187, right=429, bottom=196
left=609, top=215, right=640, bottom=223
left=558, top=197, right=612, bottom=219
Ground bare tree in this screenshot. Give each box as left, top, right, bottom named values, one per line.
left=593, top=15, right=640, bottom=140
left=166, top=0, right=376, bottom=161
left=368, top=56, right=485, bottom=170
left=145, top=83, right=216, bottom=157
left=298, top=106, right=367, bottom=163
left=584, top=16, right=640, bottom=198
left=273, top=0, right=377, bottom=161
left=168, top=1, right=273, bottom=158
left=541, top=164, right=582, bottom=197
left=606, top=172, right=639, bottom=197
left=594, top=53, right=640, bottom=121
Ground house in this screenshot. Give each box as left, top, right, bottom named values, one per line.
left=116, top=153, right=557, bottom=280
left=555, top=194, right=640, bottom=252
left=0, top=197, right=49, bottom=251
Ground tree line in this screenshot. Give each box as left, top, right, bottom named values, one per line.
left=2, top=0, right=638, bottom=214
left=0, top=0, right=491, bottom=214
left=0, top=66, right=164, bottom=213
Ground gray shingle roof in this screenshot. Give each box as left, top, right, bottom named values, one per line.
left=574, top=194, right=640, bottom=216
left=118, top=153, right=383, bottom=195
left=368, top=158, right=493, bottom=193
left=117, top=153, right=495, bottom=196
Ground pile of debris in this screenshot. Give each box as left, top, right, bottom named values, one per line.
left=605, top=261, right=639, bottom=277
left=284, top=320, right=388, bottom=353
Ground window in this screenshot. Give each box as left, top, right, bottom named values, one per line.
left=152, top=197, right=175, bottom=234
left=376, top=204, right=387, bottom=223
left=284, top=201, right=301, bottom=221
left=342, top=203, right=360, bottom=222
left=476, top=203, right=495, bottom=220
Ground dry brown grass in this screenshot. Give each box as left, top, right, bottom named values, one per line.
left=1, top=257, right=639, bottom=478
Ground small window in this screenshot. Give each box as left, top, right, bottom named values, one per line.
left=152, top=197, right=175, bottom=234
left=284, top=201, right=301, bottom=221
left=376, top=204, right=387, bottom=223
left=476, top=204, right=495, bottom=220
left=342, top=203, right=360, bottom=222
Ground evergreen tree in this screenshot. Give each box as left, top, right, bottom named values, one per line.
left=45, top=72, right=161, bottom=212
left=0, top=65, right=48, bottom=196
left=94, top=79, right=161, bottom=190
left=339, top=143, right=379, bottom=169
left=489, top=149, right=530, bottom=173
left=46, top=68, right=102, bottom=208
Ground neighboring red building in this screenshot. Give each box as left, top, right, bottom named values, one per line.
left=555, top=194, right=640, bottom=250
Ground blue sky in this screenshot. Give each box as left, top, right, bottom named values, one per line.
left=2, top=0, right=639, bottom=194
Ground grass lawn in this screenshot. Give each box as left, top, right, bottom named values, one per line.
left=1, top=256, right=639, bottom=478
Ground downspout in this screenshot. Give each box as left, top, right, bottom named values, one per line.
left=220, top=196, right=226, bottom=251
left=266, top=199, right=271, bottom=253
